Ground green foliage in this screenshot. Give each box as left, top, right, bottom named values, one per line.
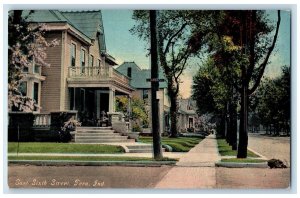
left=217, top=139, right=258, bottom=157
left=9, top=156, right=178, bottom=162
left=131, top=10, right=220, bottom=137
left=132, top=122, right=142, bottom=132
left=139, top=137, right=203, bottom=152
left=252, top=65, right=290, bottom=135
left=221, top=158, right=267, bottom=163
left=8, top=142, right=125, bottom=154
left=116, top=96, right=149, bottom=128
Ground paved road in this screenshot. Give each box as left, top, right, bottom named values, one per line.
left=216, top=167, right=290, bottom=189
left=248, top=133, right=291, bottom=166
left=215, top=133, right=291, bottom=189
left=8, top=165, right=171, bottom=188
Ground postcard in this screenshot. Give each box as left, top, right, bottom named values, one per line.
left=6, top=8, right=291, bottom=190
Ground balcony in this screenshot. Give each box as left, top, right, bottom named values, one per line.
left=67, top=66, right=131, bottom=89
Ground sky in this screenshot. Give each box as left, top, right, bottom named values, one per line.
left=102, top=10, right=291, bottom=99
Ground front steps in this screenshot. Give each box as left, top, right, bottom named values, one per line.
left=126, top=144, right=153, bottom=153
left=75, top=127, right=160, bottom=153
left=75, top=127, right=134, bottom=144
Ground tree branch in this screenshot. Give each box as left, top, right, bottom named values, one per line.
left=246, top=11, right=256, bottom=83
left=249, top=10, right=281, bottom=95
left=163, top=23, right=187, bottom=55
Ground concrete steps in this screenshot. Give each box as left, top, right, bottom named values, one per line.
left=75, top=127, right=133, bottom=143
left=126, top=144, right=153, bottom=153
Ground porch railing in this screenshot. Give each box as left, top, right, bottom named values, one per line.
left=33, top=113, right=51, bottom=127
left=68, top=66, right=130, bottom=84
left=68, top=66, right=110, bottom=79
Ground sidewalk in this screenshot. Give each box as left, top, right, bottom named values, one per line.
left=155, top=134, right=220, bottom=188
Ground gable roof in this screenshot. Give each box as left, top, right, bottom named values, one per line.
left=23, top=10, right=70, bottom=23
left=61, top=11, right=106, bottom=52
left=23, top=10, right=107, bottom=52
left=116, top=62, right=167, bottom=89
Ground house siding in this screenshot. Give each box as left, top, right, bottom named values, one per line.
left=40, top=31, right=63, bottom=113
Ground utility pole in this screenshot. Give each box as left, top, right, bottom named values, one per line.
left=149, top=10, right=163, bottom=160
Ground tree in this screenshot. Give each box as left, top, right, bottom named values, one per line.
left=252, top=65, right=291, bottom=136
left=206, top=11, right=281, bottom=157
left=192, top=57, right=238, bottom=146
left=131, top=10, right=214, bottom=137
left=8, top=10, right=59, bottom=111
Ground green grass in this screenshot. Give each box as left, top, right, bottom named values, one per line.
left=221, top=158, right=267, bottom=163
left=8, top=156, right=177, bottom=162
left=139, top=137, right=203, bottom=152
left=217, top=139, right=259, bottom=157
left=8, top=142, right=125, bottom=154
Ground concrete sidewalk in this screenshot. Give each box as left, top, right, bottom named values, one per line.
left=155, top=134, right=220, bottom=188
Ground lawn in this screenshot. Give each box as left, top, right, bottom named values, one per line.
left=139, top=137, right=203, bottom=152
left=221, top=158, right=267, bottom=163
left=8, top=142, right=125, bottom=154
left=8, top=156, right=177, bottom=162
left=217, top=139, right=259, bottom=157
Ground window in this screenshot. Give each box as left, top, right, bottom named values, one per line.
left=33, top=82, right=39, bottom=104
left=34, top=65, right=40, bottom=74
left=70, top=43, right=76, bottom=67
left=19, top=81, right=27, bottom=96
left=142, top=89, right=148, bottom=100
left=80, top=49, right=86, bottom=67
left=69, top=88, right=75, bottom=110
left=127, top=67, right=132, bottom=78
left=22, top=66, right=29, bottom=73
left=97, top=59, right=101, bottom=67
left=89, top=55, right=94, bottom=67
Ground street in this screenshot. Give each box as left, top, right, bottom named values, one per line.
left=8, top=165, right=171, bottom=188
left=248, top=133, right=291, bottom=166
left=216, top=133, right=290, bottom=189
left=7, top=134, right=291, bottom=189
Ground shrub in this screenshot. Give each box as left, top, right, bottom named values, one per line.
left=132, top=123, right=142, bottom=132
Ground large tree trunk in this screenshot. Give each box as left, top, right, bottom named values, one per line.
left=169, top=91, right=178, bottom=138
left=237, top=70, right=248, bottom=158
left=229, top=100, right=238, bottom=150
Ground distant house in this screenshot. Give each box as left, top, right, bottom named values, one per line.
left=177, top=98, right=198, bottom=132
left=17, top=10, right=134, bottom=125
left=116, top=62, right=170, bottom=134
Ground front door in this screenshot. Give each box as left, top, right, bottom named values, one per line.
left=189, top=117, right=194, bottom=128
left=100, top=93, right=109, bottom=113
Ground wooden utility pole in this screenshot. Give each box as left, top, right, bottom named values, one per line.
left=149, top=10, right=163, bottom=160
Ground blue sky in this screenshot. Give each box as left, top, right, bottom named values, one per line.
left=102, top=10, right=291, bottom=98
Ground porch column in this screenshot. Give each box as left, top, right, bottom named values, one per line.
left=109, top=87, right=115, bottom=112
left=127, top=95, right=132, bottom=117
left=96, top=91, right=101, bottom=118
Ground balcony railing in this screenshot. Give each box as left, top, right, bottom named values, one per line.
left=68, top=66, right=130, bottom=84
left=33, top=113, right=51, bottom=127
left=112, top=69, right=130, bottom=85
left=68, top=66, right=110, bottom=79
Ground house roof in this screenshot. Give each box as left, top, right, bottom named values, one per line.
left=116, top=62, right=168, bottom=89
left=178, top=99, right=197, bottom=115
left=23, top=10, right=107, bottom=52
left=23, top=10, right=70, bottom=23
left=61, top=11, right=106, bottom=52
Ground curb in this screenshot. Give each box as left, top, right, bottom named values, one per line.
left=247, top=147, right=268, bottom=160
left=8, top=160, right=176, bottom=167
left=215, top=161, right=268, bottom=168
